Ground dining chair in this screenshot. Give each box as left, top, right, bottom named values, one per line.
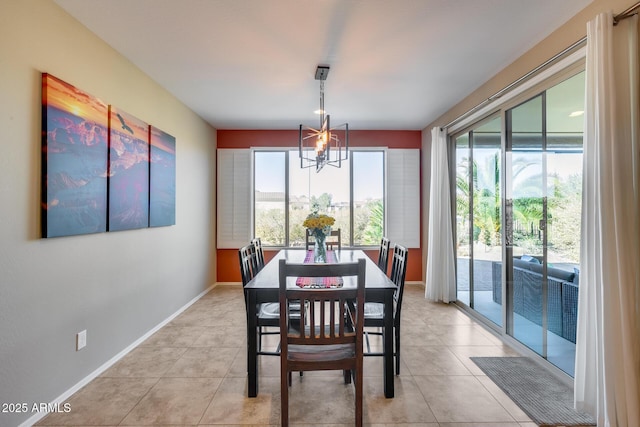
left=279, top=258, right=365, bottom=427
left=377, top=237, right=391, bottom=273
left=327, top=229, right=341, bottom=250
left=239, top=243, right=281, bottom=355
left=251, top=237, right=265, bottom=271
left=305, top=228, right=342, bottom=251
left=363, top=244, right=408, bottom=375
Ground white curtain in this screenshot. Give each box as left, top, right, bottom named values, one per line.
left=425, top=127, right=456, bottom=302
left=575, top=11, right=640, bottom=427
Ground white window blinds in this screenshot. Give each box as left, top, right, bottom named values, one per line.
left=217, top=149, right=251, bottom=248
left=387, top=149, right=420, bottom=248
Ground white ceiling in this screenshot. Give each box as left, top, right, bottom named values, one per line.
left=53, top=0, right=592, bottom=130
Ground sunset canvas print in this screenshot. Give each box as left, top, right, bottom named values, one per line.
left=108, top=107, right=149, bottom=231
left=41, top=73, right=108, bottom=238
left=149, top=126, right=176, bottom=227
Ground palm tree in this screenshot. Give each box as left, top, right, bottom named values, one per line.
left=362, top=200, right=384, bottom=245
left=456, top=151, right=540, bottom=248
left=456, top=151, right=501, bottom=248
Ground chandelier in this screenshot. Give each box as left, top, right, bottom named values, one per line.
left=299, top=65, right=349, bottom=172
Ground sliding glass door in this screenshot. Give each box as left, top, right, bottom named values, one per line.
left=505, top=72, right=584, bottom=375
left=544, top=74, right=584, bottom=372
left=506, top=94, right=547, bottom=356
left=455, top=116, right=502, bottom=327
left=454, top=70, right=584, bottom=376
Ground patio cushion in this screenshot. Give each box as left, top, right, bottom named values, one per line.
left=527, top=263, right=575, bottom=283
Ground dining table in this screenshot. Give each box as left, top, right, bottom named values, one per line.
left=244, top=248, right=397, bottom=398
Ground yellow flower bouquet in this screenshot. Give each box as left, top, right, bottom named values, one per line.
left=303, top=213, right=335, bottom=262
left=303, top=213, right=335, bottom=238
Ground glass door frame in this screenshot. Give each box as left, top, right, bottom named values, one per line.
left=449, top=62, right=586, bottom=377
left=450, top=112, right=505, bottom=330
left=504, top=92, right=550, bottom=358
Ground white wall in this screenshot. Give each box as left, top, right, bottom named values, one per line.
left=0, top=1, right=216, bottom=425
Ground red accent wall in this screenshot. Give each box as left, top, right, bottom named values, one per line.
left=217, top=129, right=421, bottom=148
left=216, top=129, right=423, bottom=283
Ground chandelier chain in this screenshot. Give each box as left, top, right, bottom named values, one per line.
left=319, top=80, right=325, bottom=125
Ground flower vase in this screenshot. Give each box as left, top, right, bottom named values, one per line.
left=313, top=233, right=327, bottom=263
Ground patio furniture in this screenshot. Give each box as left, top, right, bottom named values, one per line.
left=492, top=257, right=579, bottom=342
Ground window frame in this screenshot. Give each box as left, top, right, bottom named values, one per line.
left=252, top=147, right=387, bottom=248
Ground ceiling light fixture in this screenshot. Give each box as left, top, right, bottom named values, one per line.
left=299, top=65, right=348, bottom=172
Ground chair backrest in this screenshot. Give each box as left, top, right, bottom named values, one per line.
left=279, top=259, right=365, bottom=349
left=327, top=229, right=341, bottom=250
left=238, top=243, right=260, bottom=287
left=251, top=237, right=265, bottom=271
left=305, top=229, right=312, bottom=250
left=389, top=244, right=408, bottom=326
left=305, top=228, right=342, bottom=250
left=377, top=237, right=391, bottom=272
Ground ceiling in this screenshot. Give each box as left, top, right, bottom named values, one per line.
left=53, top=0, right=592, bottom=131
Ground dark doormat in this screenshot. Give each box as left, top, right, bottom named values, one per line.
left=471, top=357, right=596, bottom=426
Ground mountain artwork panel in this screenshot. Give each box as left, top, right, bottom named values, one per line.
left=149, top=126, right=176, bottom=227
left=108, top=107, right=149, bottom=231
left=41, top=73, right=108, bottom=237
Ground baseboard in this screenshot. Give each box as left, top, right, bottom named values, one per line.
left=18, top=283, right=216, bottom=427
left=406, top=281, right=424, bottom=287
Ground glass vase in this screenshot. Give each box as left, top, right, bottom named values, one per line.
left=313, top=232, right=327, bottom=263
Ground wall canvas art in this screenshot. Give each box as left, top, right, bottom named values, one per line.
left=108, top=107, right=149, bottom=231
left=41, top=73, right=108, bottom=238
left=149, top=126, right=176, bottom=227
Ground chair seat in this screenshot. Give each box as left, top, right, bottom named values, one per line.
left=364, top=302, right=384, bottom=319
left=288, top=343, right=356, bottom=363
left=259, top=302, right=302, bottom=318
left=258, top=302, right=280, bottom=318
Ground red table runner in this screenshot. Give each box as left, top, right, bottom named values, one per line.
left=295, top=250, right=344, bottom=288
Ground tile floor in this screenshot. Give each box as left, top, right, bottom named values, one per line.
left=38, top=283, right=543, bottom=426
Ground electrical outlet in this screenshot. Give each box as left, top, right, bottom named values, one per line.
left=76, top=330, right=87, bottom=351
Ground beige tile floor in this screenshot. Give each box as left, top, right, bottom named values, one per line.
left=38, top=283, right=541, bottom=426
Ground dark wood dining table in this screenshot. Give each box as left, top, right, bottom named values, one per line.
left=244, top=248, right=397, bottom=398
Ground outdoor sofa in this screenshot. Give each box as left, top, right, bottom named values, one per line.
left=492, top=256, right=579, bottom=343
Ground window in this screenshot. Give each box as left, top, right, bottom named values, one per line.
left=254, top=149, right=385, bottom=247
left=217, top=147, right=419, bottom=249
left=352, top=151, right=384, bottom=246
left=287, top=151, right=352, bottom=246
left=254, top=152, right=286, bottom=246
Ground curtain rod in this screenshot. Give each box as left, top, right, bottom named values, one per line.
left=614, top=0, right=640, bottom=24
left=441, top=2, right=639, bottom=131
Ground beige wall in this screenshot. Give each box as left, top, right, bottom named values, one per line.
left=420, top=0, right=631, bottom=270
left=0, top=1, right=216, bottom=425
left=426, top=0, right=630, bottom=131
